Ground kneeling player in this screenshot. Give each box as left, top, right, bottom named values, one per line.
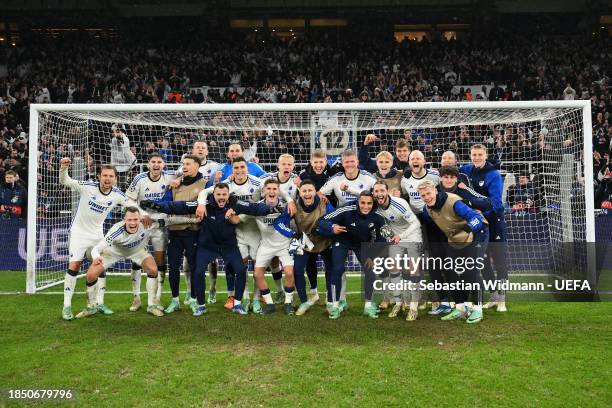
left=76, top=208, right=194, bottom=318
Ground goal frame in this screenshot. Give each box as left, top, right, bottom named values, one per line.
left=26, top=100, right=595, bottom=293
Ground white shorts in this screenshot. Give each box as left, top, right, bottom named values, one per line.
left=149, top=227, right=168, bottom=252
left=387, top=240, right=423, bottom=276
left=69, top=234, right=102, bottom=263
left=237, top=236, right=260, bottom=259
left=101, top=248, right=152, bottom=270
left=255, top=246, right=294, bottom=268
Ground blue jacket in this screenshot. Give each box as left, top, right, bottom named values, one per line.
left=439, top=185, right=492, bottom=213
left=420, top=191, right=488, bottom=242
left=358, top=144, right=409, bottom=173
left=317, top=202, right=387, bottom=249
left=217, top=161, right=265, bottom=182
left=459, top=161, right=503, bottom=216
left=153, top=195, right=272, bottom=249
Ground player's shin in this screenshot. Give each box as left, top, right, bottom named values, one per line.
left=156, top=265, right=166, bottom=304
left=86, top=279, right=98, bottom=307
left=96, top=272, right=107, bottom=305
left=146, top=274, right=159, bottom=307
left=63, top=268, right=79, bottom=307
left=130, top=263, right=142, bottom=299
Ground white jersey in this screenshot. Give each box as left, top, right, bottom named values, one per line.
left=401, top=169, right=440, bottom=214
left=261, top=171, right=299, bottom=200
left=60, top=167, right=129, bottom=239
left=126, top=170, right=176, bottom=219
left=254, top=198, right=292, bottom=249
left=378, top=196, right=422, bottom=241
left=91, top=221, right=151, bottom=259
left=320, top=170, right=377, bottom=206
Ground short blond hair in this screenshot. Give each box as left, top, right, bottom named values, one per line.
left=416, top=180, right=437, bottom=190
left=376, top=151, right=393, bottom=161
left=278, top=154, right=295, bottom=163
left=311, top=150, right=326, bottom=159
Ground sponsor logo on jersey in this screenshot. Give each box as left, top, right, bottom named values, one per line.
left=88, top=200, right=109, bottom=213
left=341, top=191, right=357, bottom=198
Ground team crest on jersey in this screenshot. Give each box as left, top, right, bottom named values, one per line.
left=140, top=233, right=145, bottom=238
left=289, top=186, right=294, bottom=191
left=250, top=188, right=254, bottom=193
left=92, top=195, right=97, bottom=200
left=145, top=187, right=150, bottom=191
left=359, top=184, right=364, bottom=189
left=107, top=201, right=113, bottom=206
left=161, top=185, right=166, bottom=190
left=390, top=215, right=395, bottom=220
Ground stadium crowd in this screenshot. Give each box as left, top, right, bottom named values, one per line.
left=0, top=23, right=611, bottom=218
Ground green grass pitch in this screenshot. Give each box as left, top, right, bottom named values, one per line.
left=0, top=270, right=610, bottom=407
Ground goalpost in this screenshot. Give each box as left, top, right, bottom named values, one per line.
left=26, top=101, right=595, bottom=293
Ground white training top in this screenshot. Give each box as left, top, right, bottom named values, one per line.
left=319, top=170, right=377, bottom=206
left=126, top=170, right=176, bottom=218
left=377, top=196, right=422, bottom=241
left=60, top=167, right=129, bottom=239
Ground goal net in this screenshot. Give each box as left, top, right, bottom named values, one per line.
left=26, top=102, right=595, bottom=293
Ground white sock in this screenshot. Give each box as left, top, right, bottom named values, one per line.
left=284, top=290, right=293, bottom=304
left=409, top=301, right=418, bottom=311
left=63, top=272, right=77, bottom=307
left=390, top=274, right=401, bottom=302
left=228, top=290, right=235, bottom=297
left=365, top=300, right=373, bottom=309
left=310, top=288, right=318, bottom=296
left=262, top=293, right=273, bottom=304
left=340, top=273, right=347, bottom=301
left=172, top=296, right=179, bottom=303
left=86, top=281, right=98, bottom=307
left=184, top=267, right=192, bottom=296
left=146, top=276, right=158, bottom=307
left=465, top=301, right=473, bottom=308
left=456, top=303, right=465, bottom=311
left=96, top=277, right=106, bottom=305
left=332, top=301, right=339, bottom=308
left=156, top=272, right=164, bottom=302
left=131, top=269, right=141, bottom=298
left=233, top=299, right=241, bottom=306
left=243, top=286, right=250, bottom=301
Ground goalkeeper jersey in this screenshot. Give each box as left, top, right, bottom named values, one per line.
left=319, top=170, right=377, bottom=206
left=60, top=167, right=129, bottom=239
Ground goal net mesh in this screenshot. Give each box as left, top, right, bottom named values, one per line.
left=29, top=106, right=589, bottom=291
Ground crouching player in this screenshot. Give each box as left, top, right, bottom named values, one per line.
left=317, top=191, right=387, bottom=319
left=142, top=183, right=276, bottom=315
left=417, top=180, right=489, bottom=324
left=76, top=207, right=195, bottom=318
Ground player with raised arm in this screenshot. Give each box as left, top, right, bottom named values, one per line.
left=318, top=191, right=388, bottom=319
left=460, top=144, right=508, bottom=312
left=251, top=178, right=297, bottom=315
left=76, top=208, right=196, bottom=318
left=59, top=158, right=129, bottom=321
left=417, top=180, right=489, bottom=324
left=358, top=134, right=411, bottom=173
left=125, top=153, right=176, bottom=312
left=372, top=180, right=423, bottom=321
left=141, top=183, right=276, bottom=316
